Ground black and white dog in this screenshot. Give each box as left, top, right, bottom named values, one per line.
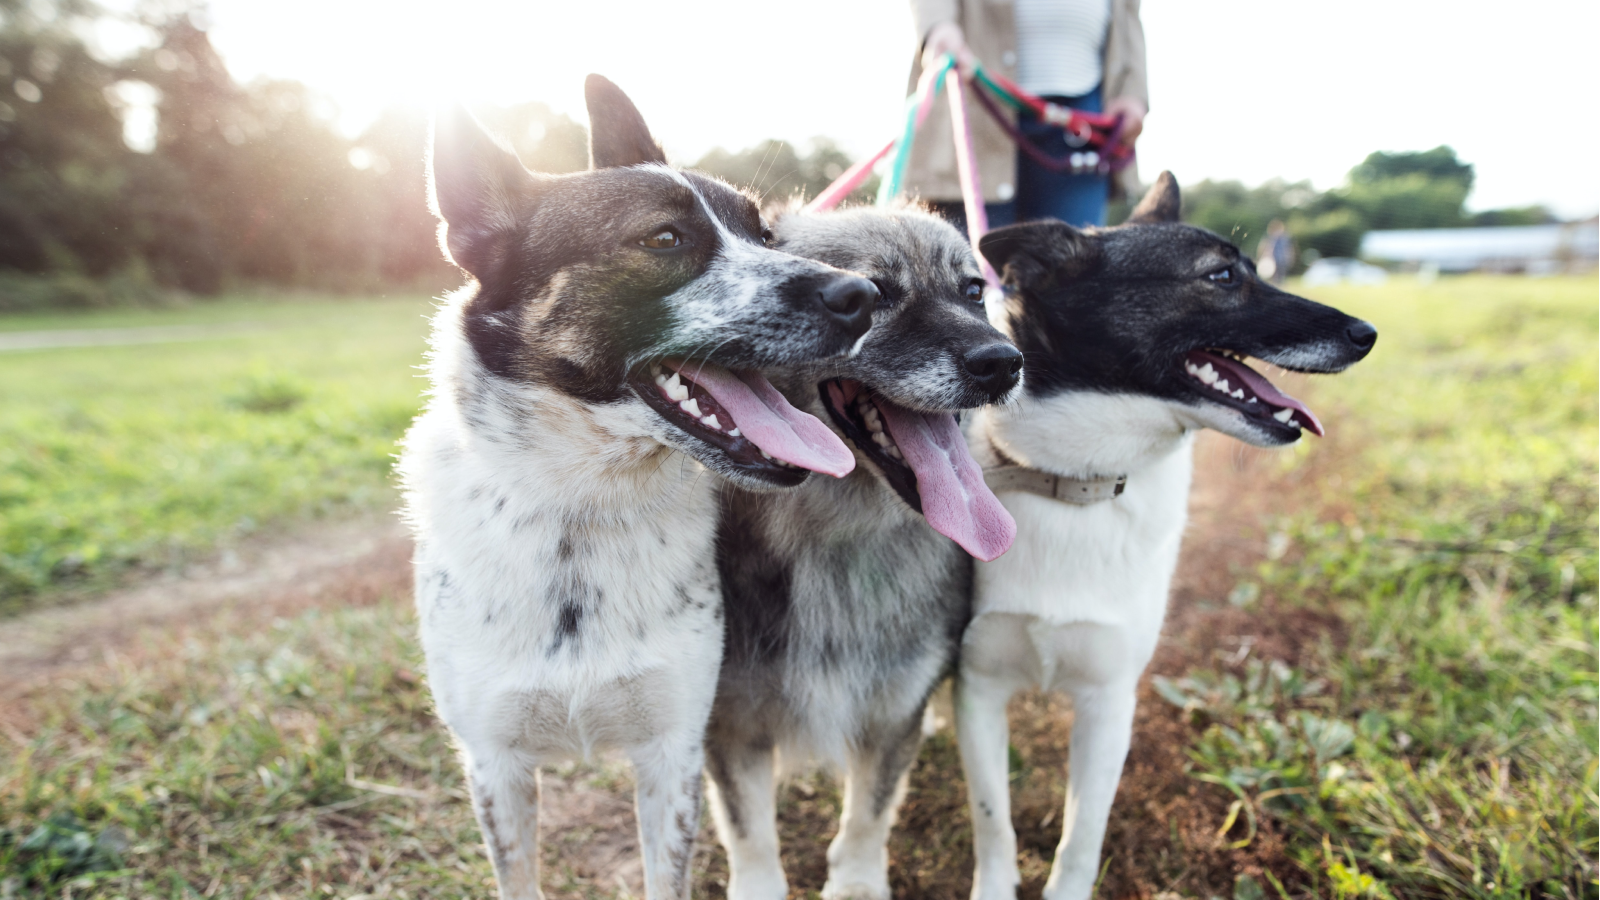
left=955, top=173, right=1377, bottom=900
left=706, top=204, right=1022, bottom=900
left=398, top=77, right=882, bottom=900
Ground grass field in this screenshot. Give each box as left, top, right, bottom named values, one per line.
left=0, top=276, right=1594, bottom=899
left=0, top=295, right=436, bottom=612
left=1147, top=275, right=1598, bottom=899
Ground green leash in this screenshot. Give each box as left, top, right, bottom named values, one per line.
left=876, top=54, right=956, bottom=206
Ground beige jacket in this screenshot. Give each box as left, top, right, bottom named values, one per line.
left=904, top=0, right=1147, bottom=202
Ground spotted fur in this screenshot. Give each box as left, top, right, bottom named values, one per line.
left=398, top=77, right=872, bottom=900
left=704, top=205, right=1021, bottom=900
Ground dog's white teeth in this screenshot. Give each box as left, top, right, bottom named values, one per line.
left=1247, top=396, right=1258, bottom=404
left=1232, top=389, right=1245, bottom=399
left=886, top=445, right=904, bottom=460
left=650, top=363, right=663, bottom=377
left=728, top=427, right=741, bottom=437
left=1186, top=363, right=1200, bottom=376
left=666, top=372, right=689, bottom=402
left=1213, top=378, right=1230, bottom=393
left=679, top=398, right=701, bottom=418
left=872, top=431, right=894, bottom=449
left=1288, top=418, right=1301, bottom=428
left=1273, top=408, right=1294, bottom=423
left=701, top=414, right=721, bottom=430
left=1198, top=363, right=1217, bottom=384
left=760, top=449, right=773, bottom=460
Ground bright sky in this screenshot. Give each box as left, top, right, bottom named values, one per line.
left=183, top=0, right=1594, bottom=217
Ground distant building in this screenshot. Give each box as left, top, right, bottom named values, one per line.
left=1361, top=219, right=1598, bottom=274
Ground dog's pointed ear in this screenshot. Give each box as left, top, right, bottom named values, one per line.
left=1126, top=170, right=1181, bottom=224
left=585, top=74, right=666, bottom=169
left=429, top=105, right=537, bottom=279
left=979, top=221, right=1095, bottom=291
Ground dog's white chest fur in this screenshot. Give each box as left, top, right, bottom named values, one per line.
left=399, top=308, right=724, bottom=762
left=957, top=391, right=1198, bottom=900
left=971, top=392, right=1192, bottom=660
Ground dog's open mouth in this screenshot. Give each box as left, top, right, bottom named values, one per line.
left=821, top=378, right=1014, bottom=561
left=631, top=360, right=855, bottom=483
left=1180, top=349, right=1324, bottom=437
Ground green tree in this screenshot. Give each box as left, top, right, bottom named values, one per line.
left=1338, top=146, right=1473, bottom=231
left=1181, top=178, right=1316, bottom=250
left=0, top=0, right=135, bottom=275
left=1470, top=204, right=1557, bottom=227
left=1348, top=145, right=1473, bottom=188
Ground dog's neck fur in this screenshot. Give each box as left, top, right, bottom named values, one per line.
left=713, top=386, right=970, bottom=762
left=428, top=297, right=703, bottom=519
left=973, top=390, right=1194, bottom=482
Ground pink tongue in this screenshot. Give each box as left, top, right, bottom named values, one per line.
left=876, top=401, right=1017, bottom=561
left=673, top=362, right=856, bottom=478
left=1201, top=353, right=1325, bottom=437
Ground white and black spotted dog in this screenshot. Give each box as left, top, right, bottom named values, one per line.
left=955, top=173, right=1377, bottom=900
left=705, top=204, right=1022, bottom=900
left=397, top=76, right=882, bottom=900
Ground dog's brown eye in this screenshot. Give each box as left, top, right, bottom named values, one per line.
left=964, top=279, right=986, bottom=303
left=640, top=229, right=682, bottom=250
left=1208, top=266, right=1237, bottom=286
left=761, top=227, right=775, bottom=246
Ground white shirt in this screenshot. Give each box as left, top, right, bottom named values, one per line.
left=1013, top=0, right=1111, bottom=98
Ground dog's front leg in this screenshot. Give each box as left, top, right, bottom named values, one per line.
left=630, top=731, right=706, bottom=900
left=955, top=668, right=1021, bottom=900
left=820, top=714, right=923, bottom=900
left=1041, top=682, right=1138, bottom=900
left=705, top=739, right=786, bottom=900
left=465, top=749, right=544, bottom=900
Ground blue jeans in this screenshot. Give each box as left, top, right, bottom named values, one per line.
left=933, top=84, right=1109, bottom=233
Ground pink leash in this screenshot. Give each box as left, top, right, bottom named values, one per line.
left=805, top=55, right=997, bottom=287
left=805, top=138, right=895, bottom=212
left=804, top=60, right=948, bottom=213
left=943, top=69, right=998, bottom=286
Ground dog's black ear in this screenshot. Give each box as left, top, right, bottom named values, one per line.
left=429, top=105, right=537, bottom=279
left=1126, top=170, right=1181, bottom=224
left=979, top=221, right=1095, bottom=291
left=585, top=74, right=666, bottom=169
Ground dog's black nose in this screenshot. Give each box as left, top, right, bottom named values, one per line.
left=964, top=342, right=1024, bottom=397
left=817, top=275, right=878, bottom=340
left=1346, top=320, right=1378, bottom=353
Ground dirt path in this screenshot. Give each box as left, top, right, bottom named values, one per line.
left=0, top=513, right=412, bottom=697
left=0, top=433, right=1286, bottom=697
left=0, top=427, right=1335, bottom=899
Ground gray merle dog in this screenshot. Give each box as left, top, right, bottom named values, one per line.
left=956, top=173, right=1377, bottom=900
left=706, top=204, right=1023, bottom=900
left=398, top=77, right=881, bottom=900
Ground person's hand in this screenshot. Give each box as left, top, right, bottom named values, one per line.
left=922, top=21, right=974, bottom=73
left=1103, top=96, right=1146, bottom=148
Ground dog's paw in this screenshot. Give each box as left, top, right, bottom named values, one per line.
left=821, top=880, right=891, bottom=900
left=725, top=868, right=788, bottom=900
left=970, top=870, right=1021, bottom=900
